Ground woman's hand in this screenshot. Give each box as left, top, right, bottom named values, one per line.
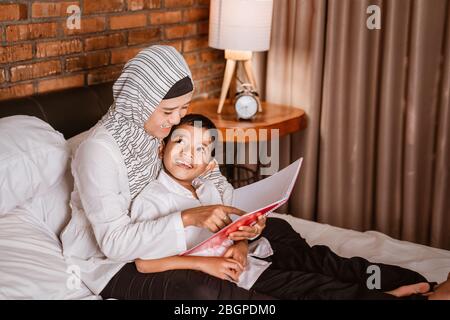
left=181, top=205, right=245, bottom=233
left=195, top=256, right=244, bottom=282
left=228, top=215, right=267, bottom=241
left=224, top=240, right=248, bottom=268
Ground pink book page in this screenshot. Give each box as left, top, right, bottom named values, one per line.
left=181, top=200, right=285, bottom=256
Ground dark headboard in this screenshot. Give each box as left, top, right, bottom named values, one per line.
left=0, top=82, right=114, bottom=139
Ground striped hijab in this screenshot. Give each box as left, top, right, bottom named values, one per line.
left=100, top=45, right=228, bottom=200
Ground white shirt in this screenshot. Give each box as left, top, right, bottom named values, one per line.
left=132, top=170, right=273, bottom=290
left=61, top=125, right=187, bottom=295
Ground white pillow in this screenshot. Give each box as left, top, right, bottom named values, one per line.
left=0, top=116, right=69, bottom=214
left=20, top=170, right=73, bottom=237
left=0, top=210, right=98, bottom=299
left=16, top=129, right=91, bottom=237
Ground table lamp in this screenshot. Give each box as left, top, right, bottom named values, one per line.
left=209, top=0, right=274, bottom=114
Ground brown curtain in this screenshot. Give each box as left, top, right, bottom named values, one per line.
left=259, top=0, right=450, bottom=250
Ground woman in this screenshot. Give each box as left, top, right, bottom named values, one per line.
left=61, top=45, right=266, bottom=300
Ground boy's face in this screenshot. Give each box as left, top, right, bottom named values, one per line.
left=162, top=124, right=215, bottom=183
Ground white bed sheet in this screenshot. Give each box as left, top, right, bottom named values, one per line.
left=0, top=211, right=98, bottom=300
left=274, top=213, right=450, bottom=284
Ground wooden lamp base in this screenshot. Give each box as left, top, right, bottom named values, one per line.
left=217, top=50, right=262, bottom=114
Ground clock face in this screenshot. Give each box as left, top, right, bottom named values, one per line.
left=235, top=95, right=258, bottom=119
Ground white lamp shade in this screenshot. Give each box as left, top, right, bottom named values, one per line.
left=209, top=0, right=274, bottom=52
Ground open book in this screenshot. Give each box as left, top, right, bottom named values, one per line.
left=181, top=158, right=303, bottom=256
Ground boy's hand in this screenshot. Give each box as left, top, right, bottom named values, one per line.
left=181, top=205, right=246, bottom=232
left=228, top=215, right=266, bottom=241
left=195, top=256, right=244, bottom=282
left=224, top=240, right=248, bottom=268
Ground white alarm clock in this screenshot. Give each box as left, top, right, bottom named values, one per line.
left=234, top=84, right=259, bottom=120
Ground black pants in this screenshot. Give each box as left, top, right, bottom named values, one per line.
left=100, top=218, right=432, bottom=300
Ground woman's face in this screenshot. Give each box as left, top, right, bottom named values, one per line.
left=144, top=91, right=193, bottom=139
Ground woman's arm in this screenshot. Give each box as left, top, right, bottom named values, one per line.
left=198, top=160, right=232, bottom=201
left=135, top=256, right=244, bottom=282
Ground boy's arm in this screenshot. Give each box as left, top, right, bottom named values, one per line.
left=135, top=256, right=244, bottom=282
left=135, top=256, right=202, bottom=273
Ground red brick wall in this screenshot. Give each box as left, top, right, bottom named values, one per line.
left=0, top=0, right=224, bottom=101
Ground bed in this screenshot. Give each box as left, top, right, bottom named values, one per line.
left=0, top=83, right=449, bottom=299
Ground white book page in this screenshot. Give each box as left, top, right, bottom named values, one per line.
left=231, top=158, right=303, bottom=213
left=181, top=158, right=303, bottom=256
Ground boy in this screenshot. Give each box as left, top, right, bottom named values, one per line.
left=132, top=114, right=450, bottom=300
left=131, top=114, right=271, bottom=289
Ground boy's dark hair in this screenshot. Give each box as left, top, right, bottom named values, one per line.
left=163, top=113, right=218, bottom=157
